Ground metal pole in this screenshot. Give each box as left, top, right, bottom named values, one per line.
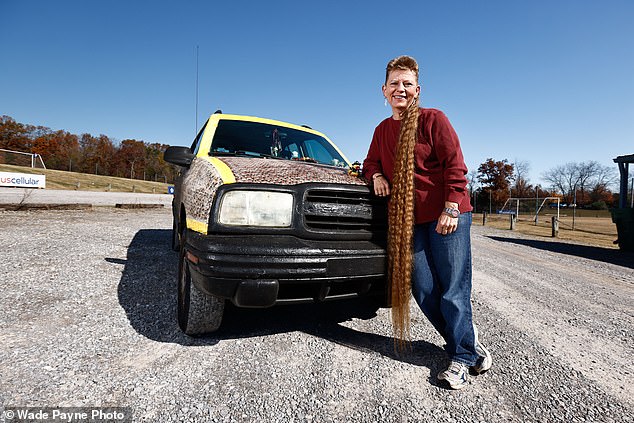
left=535, top=186, right=539, bottom=225
left=617, top=163, right=628, bottom=208
left=572, top=184, right=577, bottom=230
left=489, top=190, right=492, bottom=214
left=516, top=199, right=519, bottom=218
left=631, top=177, right=633, bottom=208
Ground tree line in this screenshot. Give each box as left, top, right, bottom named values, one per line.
left=1, top=115, right=620, bottom=210
left=0, top=115, right=177, bottom=183
left=470, top=158, right=618, bottom=213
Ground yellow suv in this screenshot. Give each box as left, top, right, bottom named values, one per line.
left=165, top=112, right=387, bottom=335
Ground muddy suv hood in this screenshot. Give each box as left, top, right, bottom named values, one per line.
left=216, top=156, right=367, bottom=186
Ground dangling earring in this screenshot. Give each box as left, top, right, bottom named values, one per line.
left=384, top=98, right=388, bottom=107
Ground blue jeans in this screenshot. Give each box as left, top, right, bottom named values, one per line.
left=411, top=212, right=478, bottom=366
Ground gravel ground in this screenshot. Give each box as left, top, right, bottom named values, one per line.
left=0, top=208, right=632, bottom=422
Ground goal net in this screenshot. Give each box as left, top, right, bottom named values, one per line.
left=0, top=149, right=47, bottom=169
left=498, top=197, right=561, bottom=222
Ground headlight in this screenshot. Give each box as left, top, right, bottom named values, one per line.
left=218, top=190, right=293, bottom=227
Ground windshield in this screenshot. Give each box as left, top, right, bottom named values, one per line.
left=209, top=120, right=348, bottom=167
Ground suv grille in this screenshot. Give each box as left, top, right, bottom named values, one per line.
left=303, top=188, right=387, bottom=234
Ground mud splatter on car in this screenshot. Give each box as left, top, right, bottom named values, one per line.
left=165, top=112, right=388, bottom=335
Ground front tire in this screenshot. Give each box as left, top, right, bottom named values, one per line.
left=171, top=218, right=180, bottom=252
left=177, top=234, right=224, bottom=335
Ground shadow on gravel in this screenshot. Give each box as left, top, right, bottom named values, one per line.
left=303, top=316, right=447, bottom=383
left=215, top=302, right=446, bottom=381
left=116, top=229, right=446, bottom=376
left=487, top=235, right=634, bottom=269
left=114, top=229, right=203, bottom=346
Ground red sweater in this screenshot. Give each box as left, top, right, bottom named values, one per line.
left=362, top=108, right=472, bottom=224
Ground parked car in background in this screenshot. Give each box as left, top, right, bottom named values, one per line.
left=164, top=112, right=388, bottom=335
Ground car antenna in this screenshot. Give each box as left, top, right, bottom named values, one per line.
left=195, top=45, right=199, bottom=134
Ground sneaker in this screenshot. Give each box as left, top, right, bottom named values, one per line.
left=437, top=361, right=469, bottom=390
left=472, top=326, right=492, bottom=374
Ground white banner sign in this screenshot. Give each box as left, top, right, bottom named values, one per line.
left=0, top=172, right=46, bottom=188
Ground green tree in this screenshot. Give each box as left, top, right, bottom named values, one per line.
left=114, top=139, right=147, bottom=179
left=476, top=158, right=515, bottom=212
left=0, top=116, right=35, bottom=164
left=95, top=135, right=116, bottom=176
left=32, top=130, right=80, bottom=171
left=145, top=143, right=175, bottom=182
left=79, top=133, right=99, bottom=174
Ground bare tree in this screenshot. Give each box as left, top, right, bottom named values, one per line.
left=467, top=169, right=479, bottom=196
left=576, top=161, right=600, bottom=204
left=512, top=159, right=532, bottom=197
left=588, top=162, right=617, bottom=191
left=542, top=161, right=616, bottom=205
left=467, top=169, right=479, bottom=211
left=543, top=162, right=580, bottom=203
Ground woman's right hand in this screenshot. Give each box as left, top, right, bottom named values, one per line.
left=373, top=174, right=391, bottom=197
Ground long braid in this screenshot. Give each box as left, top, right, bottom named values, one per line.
left=388, top=96, right=420, bottom=351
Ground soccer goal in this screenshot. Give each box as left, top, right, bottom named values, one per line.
left=0, top=149, right=47, bottom=169
left=499, top=197, right=561, bottom=223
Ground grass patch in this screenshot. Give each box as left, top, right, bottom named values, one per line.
left=0, top=164, right=170, bottom=194
left=474, top=212, right=619, bottom=249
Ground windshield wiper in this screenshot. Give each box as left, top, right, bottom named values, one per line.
left=211, top=150, right=284, bottom=159
left=211, top=150, right=242, bottom=157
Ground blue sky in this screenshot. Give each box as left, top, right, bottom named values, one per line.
left=1, top=0, right=632, bottom=186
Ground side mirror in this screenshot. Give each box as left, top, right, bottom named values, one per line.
left=164, top=146, right=195, bottom=167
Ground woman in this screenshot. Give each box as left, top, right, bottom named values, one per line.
left=362, top=55, right=492, bottom=389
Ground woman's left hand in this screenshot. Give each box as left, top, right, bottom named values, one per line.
left=436, top=202, right=459, bottom=235
left=435, top=213, right=458, bottom=235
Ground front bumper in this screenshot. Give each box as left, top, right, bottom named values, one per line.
left=184, top=230, right=387, bottom=307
